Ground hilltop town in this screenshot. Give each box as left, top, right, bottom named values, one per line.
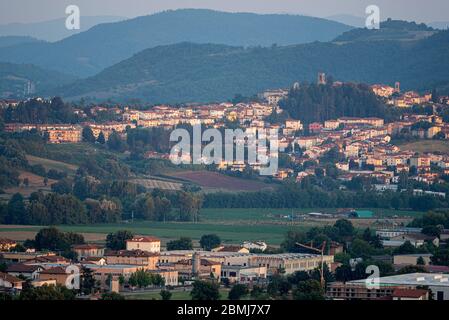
left=1, top=75, right=449, bottom=301
left=2, top=76, right=449, bottom=194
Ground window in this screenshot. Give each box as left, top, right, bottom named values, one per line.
left=437, top=291, right=444, bottom=301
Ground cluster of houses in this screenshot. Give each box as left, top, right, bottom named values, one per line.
left=375, top=227, right=449, bottom=249
left=3, top=80, right=449, bottom=184
left=268, top=113, right=449, bottom=192
left=327, top=249, right=449, bottom=301
left=327, top=273, right=449, bottom=301
left=325, top=226, right=449, bottom=301
left=371, top=82, right=436, bottom=108
left=3, top=233, right=449, bottom=300
left=0, top=236, right=335, bottom=296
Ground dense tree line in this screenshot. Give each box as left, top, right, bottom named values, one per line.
left=280, top=82, right=390, bottom=125
left=0, top=190, right=119, bottom=225
left=409, top=210, right=449, bottom=229
left=203, top=181, right=446, bottom=211
left=126, top=127, right=172, bottom=154
left=166, top=237, right=194, bottom=250
left=0, top=97, right=125, bottom=125
left=0, top=136, right=29, bottom=188
left=0, top=184, right=202, bottom=225
left=2, top=97, right=81, bottom=124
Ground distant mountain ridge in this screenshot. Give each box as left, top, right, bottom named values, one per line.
left=326, top=14, right=365, bottom=28
left=0, top=36, right=43, bottom=48
left=0, top=9, right=353, bottom=77
left=47, top=29, right=449, bottom=104
left=334, top=19, right=438, bottom=42
left=429, top=21, right=449, bottom=30
left=0, top=16, right=126, bottom=42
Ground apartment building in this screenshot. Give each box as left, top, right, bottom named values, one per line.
left=249, top=253, right=334, bottom=275
left=45, top=125, right=82, bottom=143
left=126, top=236, right=161, bottom=253
left=72, top=244, right=105, bottom=260
left=104, top=250, right=159, bottom=269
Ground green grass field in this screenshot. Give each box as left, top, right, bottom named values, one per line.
left=31, top=143, right=126, bottom=167
left=125, top=288, right=230, bottom=300
left=26, top=155, right=79, bottom=175
left=0, top=207, right=423, bottom=245
left=199, top=208, right=422, bottom=221
left=53, top=220, right=299, bottom=245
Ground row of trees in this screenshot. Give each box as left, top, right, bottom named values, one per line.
left=0, top=185, right=203, bottom=225
left=279, top=82, right=390, bottom=126
left=0, top=192, right=121, bottom=225
left=128, top=269, right=165, bottom=288
left=203, top=181, right=446, bottom=211
left=82, top=125, right=173, bottom=156
left=190, top=274, right=324, bottom=301
left=1, top=97, right=80, bottom=124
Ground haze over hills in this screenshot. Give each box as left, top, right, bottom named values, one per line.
left=0, top=9, right=353, bottom=77
left=326, top=15, right=449, bottom=31
left=334, top=19, right=438, bottom=42
left=47, top=29, right=449, bottom=104
left=0, top=36, right=43, bottom=48
left=428, top=21, right=449, bottom=30
left=0, top=16, right=126, bottom=42
left=0, top=62, right=76, bottom=99
left=326, top=14, right=365, bottom=28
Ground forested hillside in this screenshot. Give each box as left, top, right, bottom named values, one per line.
left=280, top=82, right=388, bottom=124
left=0, top=63, right=75, bottom=99
left=0, top=9, right=352, bottom=77
left=49, top=29, right=449, bottom=103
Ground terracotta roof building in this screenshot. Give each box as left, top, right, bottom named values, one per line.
left=126, top=236, right=161, bottom=253
left=72, top=244, right=105, bottom=260
left=392, top=288, right=429, bottom=300
left=105, top=250, right=159, bottom=269
left=0, top=271, right=24, bottom=291
left=39, top=266, right=72, bottom=286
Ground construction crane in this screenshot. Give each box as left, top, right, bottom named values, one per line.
left=296, top=241, right=327, bottom=288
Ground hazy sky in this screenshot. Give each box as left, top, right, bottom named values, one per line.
left=1, top=0, right=448, bottom=24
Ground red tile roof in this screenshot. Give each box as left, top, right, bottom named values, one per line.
left=127, top=236, right=160, bottom=243
left=0, top=271, right=23, bottom=284
left=24, top=256, right=70, bottom=264
left=40, top=267, right=68, bottom=275
left=425, top=265, right=449, bottom=273
left=72, top=244, right=104, bottom=250
left=392, top=289, right=428, bottom=299
left=6, top=264, right=41, bottom=273
left=215, top=246, right=247, bottom=252
left=105, top=249, right=158, bottom=257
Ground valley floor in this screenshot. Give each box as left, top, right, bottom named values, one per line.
left=0, top=208, right=422, bottom=246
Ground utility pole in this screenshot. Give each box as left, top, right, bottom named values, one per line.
left=296, top=241, right=327, bottom=289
